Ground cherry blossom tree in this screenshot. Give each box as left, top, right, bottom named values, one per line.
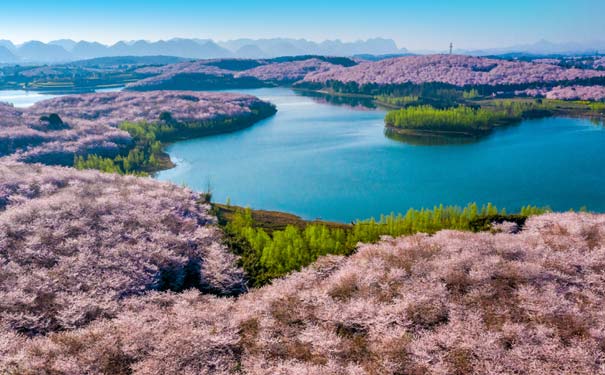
left=302, top=54, right=605, bottom=86
left=1, top=91, right=273, bottom=165
left=0, top=162, right=245, bottom=337
left=2, top=198, right=604, bottom=374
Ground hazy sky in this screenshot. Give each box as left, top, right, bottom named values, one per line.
left=1, top=0, right=603, bottom=50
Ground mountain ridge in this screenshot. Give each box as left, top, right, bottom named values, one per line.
left=2, top=38, right=604, bottom=64
left=0, top=37, right=408, bottom=63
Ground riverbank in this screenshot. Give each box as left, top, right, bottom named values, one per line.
left=297, top=88, right=605, bottom=139
left=384, top=125, right=490, bottom=139
left=75, top=103, right=277, bottom=175
left=154, top=87, right=605, bottom=221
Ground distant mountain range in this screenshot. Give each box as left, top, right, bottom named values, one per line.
left=0, top=38, right=407, bottom=63
left=452, top=40, right=605, bottom=57
left=1, top=38, right=603, bottom=64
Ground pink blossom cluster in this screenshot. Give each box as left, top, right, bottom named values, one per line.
left=593, top=58, right=605, bottom=69
left=29, top=91, right=266, bottom=126
left=134, top=59, right=243, bottom=76
left=2, top=206, right=605, bottom=374
left=128, top=58, right=342, bottom=88
left=521, top=85, right=605, bottom=101
left=302, top=54, right=605, bottom=86
left=236, top=58, right=337, bottom=81
left=0, top=102, right=131, bottom=164
left=0, top=162, right=244, bottom=337
left=0, top=91, right=270, bottom=164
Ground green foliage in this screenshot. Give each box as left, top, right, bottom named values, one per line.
left=490, top=99, right=555, bottom=118
left=74, top=153, right=150, bottom=176
left=587, top=101, right=605, bottom=112
left=375, top=95, right=420, bottom=107
left=224, top=203, right=549, bottom=286
left=384, top=99, right=560, bottom=135
left=72, top=103, right=276, bottom=175
left=75, top=154, right=126, bottom=174
left=463, top=89, right=480, bottom=99
left=385, top=105, right=509, bottom=133
left=73, top=120, right=165, bottom=175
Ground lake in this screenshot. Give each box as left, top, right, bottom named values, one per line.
left=2, top=87, right=604, bottom=222
left=155, top=88, right=605, bottom=222
left=0, top=87, right=123, bottom=108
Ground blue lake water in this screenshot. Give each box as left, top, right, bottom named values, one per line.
left=0, top=90, right=62, bottom=108
left=1, top=86, right=603, bottom=222
left=0, top=87, right=123, bottom=107
left=155, top=88, right=605, bottom=222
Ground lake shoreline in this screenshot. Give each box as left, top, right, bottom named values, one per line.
left=384, top=125, right=489, bottom=138
left=148, top=109, right=278, bottom=175
left=155, top=88, right=605, bottom=221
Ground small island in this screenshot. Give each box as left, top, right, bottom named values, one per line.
left=384, top=105, right=505, bottom=137
left=294, top=54, right=605, bottom=142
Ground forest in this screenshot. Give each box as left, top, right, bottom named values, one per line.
left=381, top=98, right=571, bottom=136
left=219, top=203, right=548, bottom=286
left=384, top=105, right=509, bottom=134
left=74, top=121, right=165, bottom=175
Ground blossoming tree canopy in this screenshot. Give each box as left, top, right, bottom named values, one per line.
left=302, top=54, right=605, bottom=86
left=0, top=90, right=274, bottom=165
left=2, top=203, right=604, bottom=374
left=0, top=162, right=245, bottom=336
left=127, top=57, right=353, bottom=90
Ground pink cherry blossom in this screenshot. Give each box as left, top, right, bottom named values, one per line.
left=521, top=85, right=605, bottom=101
left=302, top=54, right=605, bottom=86
left=2, top=189, right=604, bottom=374
left=0, top=162, right=245, bottom=337
left=1, top=91, right=272, bottom=164
left=128, top=58, right=344, bottom=89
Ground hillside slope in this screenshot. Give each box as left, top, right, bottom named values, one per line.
left=127, top=57, right=357, bottom=90
left=0, top=162, right=244, bottom=337
left=301, top=54, right=605, bottom=87
left=0, top=91, right=274, bottom=165
left=2, top=200, right=604, bottom=374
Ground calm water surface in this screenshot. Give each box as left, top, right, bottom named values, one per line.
left=155, top=88, right=605, bottom=222
left=0, top=87, right=123, bottom=107
left=2, top=87, right=603, bottom=222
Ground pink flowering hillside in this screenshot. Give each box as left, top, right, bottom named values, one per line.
left=523, top=85, right=605, bottom=101
left=2, top=211, right=604, bottom=374
left=127, top=57, right=354, bottom=90
left=0, top=101, right=131, bottom=165
left=237, top=58, right=337, bottom=81
left=301, top=54, right=605, bottom=87
left=0, top=162, right=244, bottom=337
left=0, top=91, right=273, bottom=165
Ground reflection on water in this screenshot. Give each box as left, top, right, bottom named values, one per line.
left=294, top=89, right=377, bottom=109
left=384, top=128, right=480, bottom=146
left=0, top=87, right=124, bottom=108
left=0, top=90, right=61, bottom=108
left=156, top=87, right=605, bottom=222
left=589, top=117, right=605, bottom=127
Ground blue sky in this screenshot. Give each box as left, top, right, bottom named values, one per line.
left=1, top=0, right=603, bottom=50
